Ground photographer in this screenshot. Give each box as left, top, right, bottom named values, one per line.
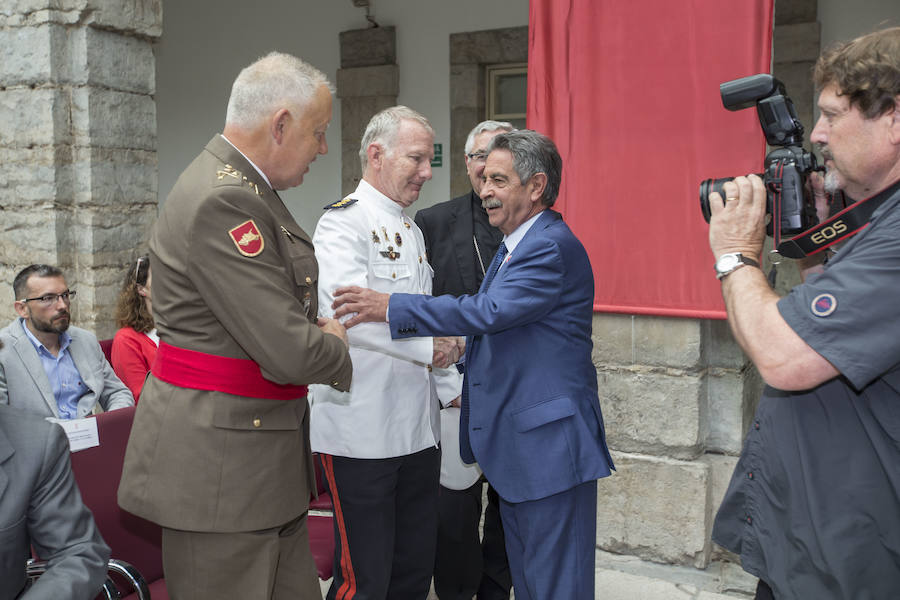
left=708, top=27, right=900, bottom=600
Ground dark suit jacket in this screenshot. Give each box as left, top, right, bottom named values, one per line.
left=389, top=210, right=614, bottom=503
left=0, top=404, right=109, bottom=599
left=415, top=191, right=501, bottom=297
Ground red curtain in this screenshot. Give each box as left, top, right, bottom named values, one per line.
left=528, top=0, right=774, bottom=319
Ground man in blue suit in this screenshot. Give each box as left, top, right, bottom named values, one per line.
left=332, top=130, right=614, bottom=600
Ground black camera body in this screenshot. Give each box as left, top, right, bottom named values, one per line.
left=700, top=74, right=820, bottom=237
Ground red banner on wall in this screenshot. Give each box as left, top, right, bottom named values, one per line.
left=528, top=0, right=774, bottom=319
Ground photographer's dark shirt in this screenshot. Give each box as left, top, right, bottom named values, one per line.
left=712, top=179, right=900, bottom=599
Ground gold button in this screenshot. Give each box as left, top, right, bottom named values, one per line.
left=253, top=418, right=261, bottom=428
left=418, top=256, right=422, bottom=263
left=304, top=291, right=310, bottom=298
left=392, top=273, right=396, bottom=279
left=305, top=276, right=312, bottom=285
left=427, top=365, right=433, bottom=372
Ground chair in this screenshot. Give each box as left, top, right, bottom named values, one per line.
left=26, top=559, right=120, bottom=599
left=308, top=453, right=336, bottom=581
left=70, top=408, right=334, bottom=589
left=99, top=338, right=114, bottom=363
left=69, top=406, right=167, bottom=600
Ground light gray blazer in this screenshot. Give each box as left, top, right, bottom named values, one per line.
left=0, top=321, right=134, bottom=418
left=0, top=403, right=110, bottom=599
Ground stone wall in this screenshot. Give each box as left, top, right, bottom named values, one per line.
left=0, top=0, right=161, bottom=337
left=336, top=26, right=398, bottom=197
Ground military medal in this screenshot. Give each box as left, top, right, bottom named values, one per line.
left=380, top=246, right=400, bottom=260
left=372, top=230, right=380, bottom=244
left=395, top=232, right=403, bottom=246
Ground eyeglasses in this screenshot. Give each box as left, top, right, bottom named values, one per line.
left=19, top=290, right=77, bottom=306
left=466, top=152, right=489, bottom=162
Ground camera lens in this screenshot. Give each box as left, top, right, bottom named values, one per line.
left=699, top=177, right=733, bottom=223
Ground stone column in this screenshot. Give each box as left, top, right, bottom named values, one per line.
left=336, top=26, right=398, bottom=197
left=0, top=0, right=161, bottom=337
left=448, top=26, right=527, bottom=199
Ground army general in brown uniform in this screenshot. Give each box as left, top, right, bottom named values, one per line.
left=118, top=53, right=352, bottom=600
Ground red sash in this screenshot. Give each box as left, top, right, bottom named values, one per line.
left=151, top=341, right=308, bottom=401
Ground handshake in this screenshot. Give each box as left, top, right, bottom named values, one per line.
left=327, top=284, right=464, bottom=370
left=433, top=336, right=465, bottom=369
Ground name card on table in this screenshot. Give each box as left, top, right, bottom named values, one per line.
left=57, top=417, right=100, bottom=453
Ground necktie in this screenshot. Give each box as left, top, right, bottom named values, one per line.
left=479, top=241, right=508, bottom=292
left=464, top=243, right=506, bottom=462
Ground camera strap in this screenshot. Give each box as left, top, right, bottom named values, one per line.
left=775, top=190, right=889, bottom=258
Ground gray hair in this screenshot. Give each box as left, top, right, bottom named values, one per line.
left=225, top=52, right=334, bottom=129
left=464, top=120, right=514, bottom=154
left=486, top=130, right=562, bottom=207
left=14, top=264, right=64, bottom=300
left=359, top=106, right=435, bottom=171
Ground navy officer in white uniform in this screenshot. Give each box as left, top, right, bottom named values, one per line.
left=310, top=105, right=461, bottom=600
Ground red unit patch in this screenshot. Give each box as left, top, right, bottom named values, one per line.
left=229, top=219, right=265, bottom=257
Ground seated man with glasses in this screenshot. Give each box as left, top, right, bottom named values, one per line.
left=0, top=264, right=134, bottom=419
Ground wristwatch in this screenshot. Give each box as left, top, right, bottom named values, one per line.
left=714, top=253, right=760, bottom=280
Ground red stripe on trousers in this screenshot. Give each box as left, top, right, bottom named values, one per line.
left=321, top=454, right=357, bottom=599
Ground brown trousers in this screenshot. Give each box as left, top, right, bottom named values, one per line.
left=162, top=513, right=320, bottom=600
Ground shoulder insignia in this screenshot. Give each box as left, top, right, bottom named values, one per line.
left=323, top=197, right=358, bottom=210
left=216, top=164, right=262, bottom=196
left=228, top=219, right=265, bottom=257
left=217, top=164, right=242, bottom=182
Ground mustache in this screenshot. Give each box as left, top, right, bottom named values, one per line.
left=482, top=198, right=502, bottom=209
left=816, top=144, right=833, bottom=162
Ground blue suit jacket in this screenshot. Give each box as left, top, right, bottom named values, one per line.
left=390, top=210, right=613, bottom=503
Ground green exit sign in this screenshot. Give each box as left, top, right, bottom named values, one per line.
left=431, top=143, right=442, bottom=167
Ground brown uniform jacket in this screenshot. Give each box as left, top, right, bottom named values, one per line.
left=118, top=135, right=352, bottom=532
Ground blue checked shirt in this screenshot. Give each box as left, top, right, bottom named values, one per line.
left=20, top=318, right=87, bottom=419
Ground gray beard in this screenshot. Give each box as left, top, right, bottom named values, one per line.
left=824, top=169, right=842, bottom=194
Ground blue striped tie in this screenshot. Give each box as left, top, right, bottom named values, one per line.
left=479, top=241, right=508, bottom=292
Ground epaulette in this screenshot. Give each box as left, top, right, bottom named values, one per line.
left=324, top=197, right=358, bottom=210
left=215, top=164, right=262, bottom=196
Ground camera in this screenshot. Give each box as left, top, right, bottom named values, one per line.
left=699, top=74, right=821, bottom=237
